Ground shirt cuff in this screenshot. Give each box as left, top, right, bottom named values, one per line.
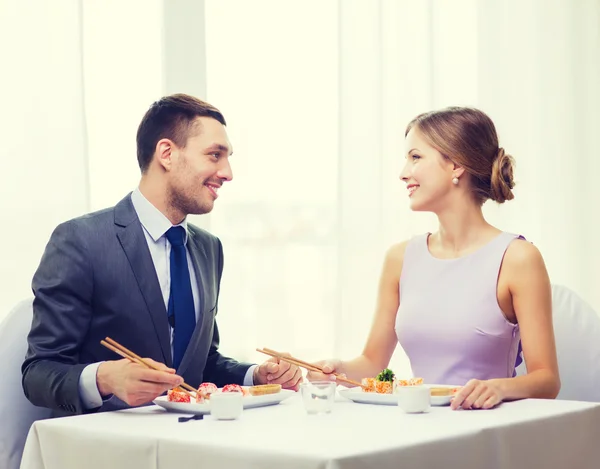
left=243, top=365, right=258, bottom=386
left=78, top=362, right=104, bottom=410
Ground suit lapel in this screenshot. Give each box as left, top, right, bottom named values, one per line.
left=114, top=195, right=173, bottom=367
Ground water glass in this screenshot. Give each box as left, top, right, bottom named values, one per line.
left=300, top=381, right=336, bottom=414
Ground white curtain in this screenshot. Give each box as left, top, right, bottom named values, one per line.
left=205, top=0, right=600, bottom=374
left=0, top=0, right=197, bottom=317
left=344, top=0, right=600, bottom=373
left=0, top=0, right=89, bottom=318
left=1, top=0, right=599, bottom=379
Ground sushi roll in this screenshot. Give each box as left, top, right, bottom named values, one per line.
left=396, top=377, right=424, bottom=387
left=222, top=384, right=244, bottom=394
left=249, top=384, right=281, bottom=396
left=167, top=387, right=190, bottom=403
left=375, top=368, right=395, bottom=394
left=375, top=381, right=393, bottom=394
left=197, top=382, right=218, bottom=401
left=361, top=377, right=376, bottom=393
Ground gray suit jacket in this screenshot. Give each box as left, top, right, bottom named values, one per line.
left=22, top=194, right=252, bottom=416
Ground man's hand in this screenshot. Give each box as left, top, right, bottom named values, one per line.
left=97, top=358, right=184, bottom=407
left=253, top=353, right=303, bottom=391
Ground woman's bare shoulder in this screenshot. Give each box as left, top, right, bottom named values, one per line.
left=387, top=240, right=410, bottom=261
left=502, top=238, right=550, bottom=294
left=382, top=240, right=411, bottom=276
left=503, top=238, right=546, bottom=269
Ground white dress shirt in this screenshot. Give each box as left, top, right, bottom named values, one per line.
left=79, top=189, right=255, bottom=409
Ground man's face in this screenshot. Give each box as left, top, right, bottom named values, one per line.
left=166, top=117, right=233, bottom=217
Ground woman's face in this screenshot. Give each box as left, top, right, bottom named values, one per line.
left=400, top=126, right=458, bottom=213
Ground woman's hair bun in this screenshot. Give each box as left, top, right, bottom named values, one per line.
left=490, top=147, right=515, bottom=203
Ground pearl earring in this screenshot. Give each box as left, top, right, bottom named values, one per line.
left=452, top=177, right=459, bottom=185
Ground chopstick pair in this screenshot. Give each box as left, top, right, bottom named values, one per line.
left=101, top=338, right=363, bottom=395
left=100, top=337, right=196, bottom=398
left=256, top=347, right=363, bottom=388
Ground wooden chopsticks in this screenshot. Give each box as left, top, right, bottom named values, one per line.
left=256, top=347, right=363, bottom=388
left=100, top=337, right=196, bottom=398
left=100, top=338, right=363, bottom=397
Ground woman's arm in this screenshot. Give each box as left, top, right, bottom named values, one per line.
left=310, top=241, right=408, bottom=382
left=494, top=240, right=561, bottom=399
left=452, top=240, right=560, bottom=409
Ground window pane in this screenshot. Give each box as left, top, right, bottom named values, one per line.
left=205, top=0, right=339, bottom=363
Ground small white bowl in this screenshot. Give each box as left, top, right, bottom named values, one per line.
left=209, top=392, right=243, bottom=420
left=397, top=385, right=431, bottom=413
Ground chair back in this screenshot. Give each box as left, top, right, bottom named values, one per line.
left=515, top=284, right=600, bottom=402
left=0, top=298, right=53, bottom=469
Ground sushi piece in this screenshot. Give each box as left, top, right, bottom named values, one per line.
left=221, top=384, right=250, bottom=396
left=430, top=386, right=461, bottom=396
left=222, top=384, right=244, bottom=394
left=376, top=381, right=393, bottom=394
left=396, top=377, right=424, bottom=387
left=249, top=384, right=281, bottom=396
left=167, top=387, right=191, bottom=403
left=197, top=382, right=218, bottom=401
left=361, top=377, right=376, bottom=393
left=375, top=368, right=395, bottom=394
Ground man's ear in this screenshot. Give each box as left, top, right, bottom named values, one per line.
left=156, top=138, right=174, bottom=171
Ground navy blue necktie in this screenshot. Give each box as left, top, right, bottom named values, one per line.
left=166, top=226, right=196, bottom=369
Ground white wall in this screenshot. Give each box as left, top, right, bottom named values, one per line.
left=1, top=0, right=89, bottom=316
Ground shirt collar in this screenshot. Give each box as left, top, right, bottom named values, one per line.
left=130, top=188, right=188, bottom=243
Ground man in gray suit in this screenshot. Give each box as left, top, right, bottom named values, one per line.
left=22, top=94, right=302, bottom=415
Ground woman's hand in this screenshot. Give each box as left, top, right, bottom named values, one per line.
left=306, top=359, right=345, bottom=382
left=450, top=379, right=504, bottom=410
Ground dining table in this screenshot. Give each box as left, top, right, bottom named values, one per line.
left=20, top=390, right=600, bottom=469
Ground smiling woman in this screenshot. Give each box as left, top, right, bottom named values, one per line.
left=308, top=107, right=561, bottom=410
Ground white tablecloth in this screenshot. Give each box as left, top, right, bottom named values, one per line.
left=20, top=394, right=600, bottom=469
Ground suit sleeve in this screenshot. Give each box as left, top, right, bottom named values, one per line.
left=202, top=238, right=254, bottom=386
left=22, top=221, right=94, bottom=414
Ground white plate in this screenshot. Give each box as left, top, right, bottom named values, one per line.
left=153, top=389, right=295, bottom=415
left=339, top=384, right=459, bottom=407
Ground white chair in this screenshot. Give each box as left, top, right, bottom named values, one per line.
left=0, top=298, right=53, bottom=469
left=515, top=284, right=600, bottom=402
